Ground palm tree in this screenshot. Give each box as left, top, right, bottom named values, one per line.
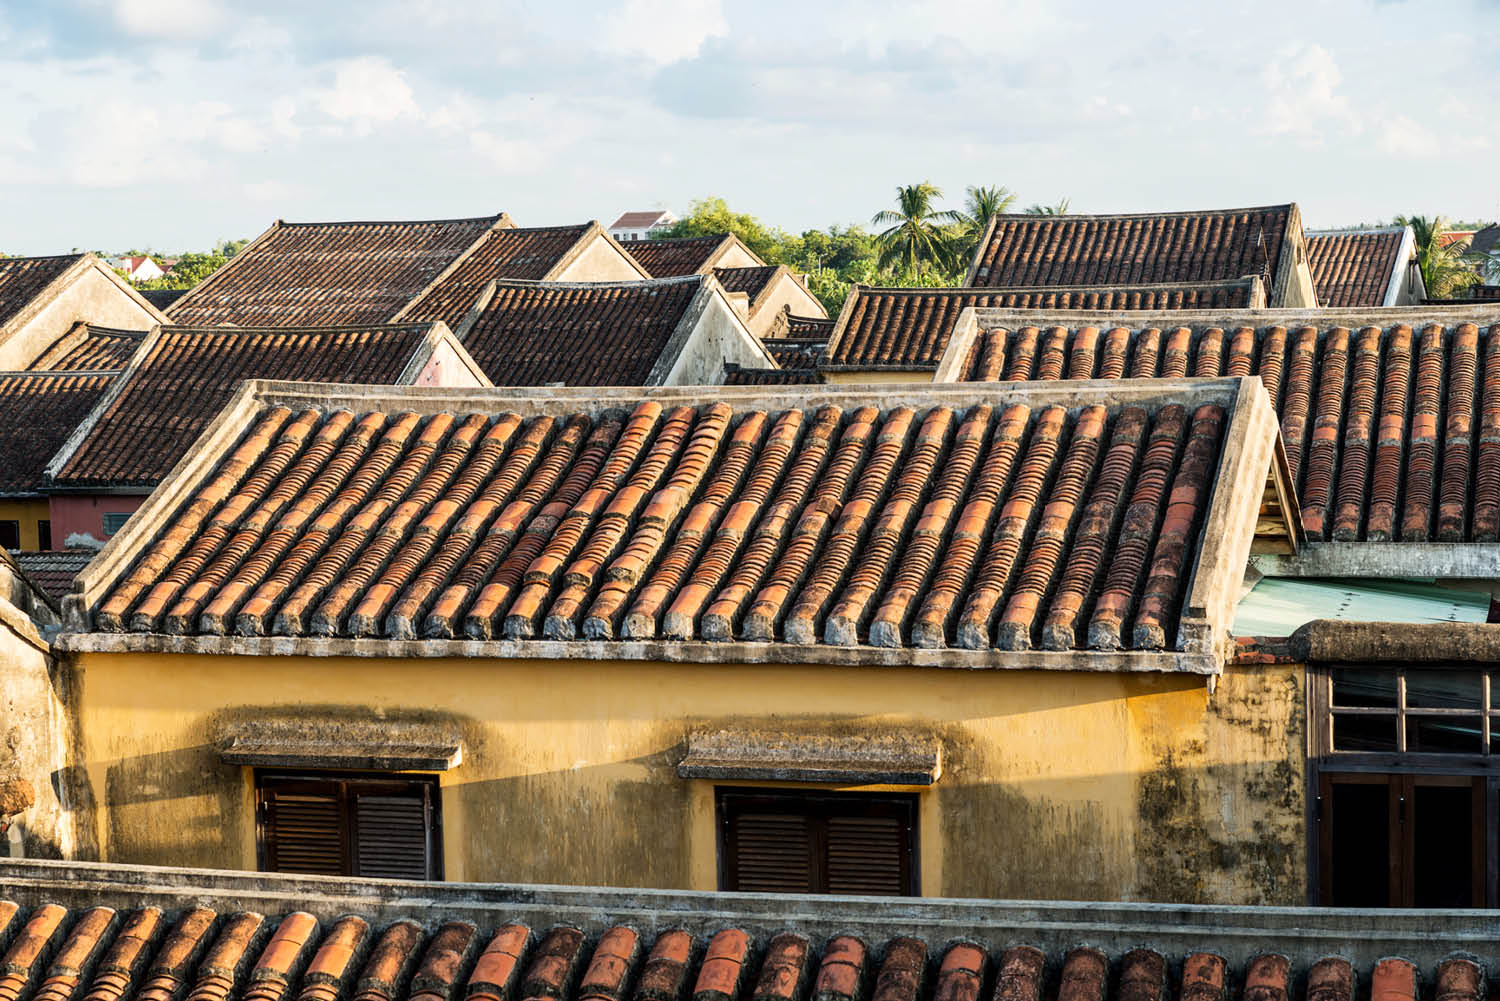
left=872, top=182, right=964, bottom=278
left=953, top=185, right=1016, bottom=267
left=1025, top=198, right=1072, bottom=215
left=1398, top=214, right=1480, bottom=298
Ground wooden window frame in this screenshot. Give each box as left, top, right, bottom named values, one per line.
left=715, top=786, right=919, bottom=896
left=0, top=520, right=18, bottom=550
left=1307, top=663, right=1500, bottom=907
left=254, top=769, right=443, bottom=881
left=36, top=520, right=50, bottom=551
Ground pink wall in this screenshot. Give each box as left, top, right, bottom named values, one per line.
left=49, top=495, right=144, bottom=548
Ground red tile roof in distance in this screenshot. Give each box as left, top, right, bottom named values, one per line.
left=622, top=235, right=731, bottom=277
left=51, top=325, right=436, bottom=489
left=955, top=310, right=1500, bottom=544
left=459, top=278, right=703, bottom=386
left=13, top=550, right=94, bottom=602
left=0, top=371, right=118, bottom=495
left=968, top=206, right=1293, bottom=290
left=9, top=857, right=1498, bottom=1001
left=0, top=254, right=83, bottom=329
left=1307, top=229, right=1407, bottom=308
left=27, top=325, right=146, bottom=372
left=89, top=379, right=1269, bottom=662
left=165, top=216, right=501, bottom=327
left=401, top=224, right=598, bottom=327
left=825, top=281, right=1263, bottom=369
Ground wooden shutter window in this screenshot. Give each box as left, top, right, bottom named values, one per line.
left=718, top=788, right=918, bottom=896
left=256, top=773, right=442, bottom=881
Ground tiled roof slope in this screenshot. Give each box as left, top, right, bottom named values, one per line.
left=723, top=364, right=822, bottom=385
left=779, top=313, right=835, bottom=341
left=13, top=550, right=93, bottom=601
left=166, top=216, right=502, bottom=327
left=763, top=340, right=822, bottom=370
left=0, top=372, right=118, bottom=495
left=139, top=288, right=187, bottom=310
left=27, top=325, right=146, bottom=371
left=952, top=309, right=1500, bottom=544
left=0, top=254, right=83, bottom=329
left=623, top=235, right=733, bottom=277
left=2, top=859, right=1495, bottom=998
left=51, top=326, right=435, bottom=489
left=713, top=265, right=780, bottom=301
left=824, top=282, right=1263, bottom=370
left=402, top=225, right=603, bottom=326
left=458, top=279, right=702, bottom=386
left=968, top=206, right=1293, bottom=290
left=85, top=378, right=1282, bottom=666
left=1307, top=229, right=1407, bottom=307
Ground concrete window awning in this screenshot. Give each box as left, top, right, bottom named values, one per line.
left=677, top=730, right=941, bottom=786
left=215, top=718, right=463, bottom=772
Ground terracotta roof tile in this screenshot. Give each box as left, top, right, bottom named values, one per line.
left=825, top=281, right=1263, bottom=369
left=1307, top=229, right=1408, bottom=307
left=458, top=279, right=702, bottom=386
left=623, top=236, right=736, bottom=278
left=0, top=371, right=118, bottom=495
left=959, top=314, right=1500, bottom=544
left=51, top=325, right=435, bottom=489
left=89, top=381, right=1273, bottom=656
left=402, top=225, right=598, bottom=326
left=968, top=206, right=1293, bottom=290
left=5, top=864, right=1495, bottom=1001
left=166, top=217, right=500, bottom=327
left=13, top=550, right=94, bottom=602
left=28, top=325, right=145, bottom=372
left=0, top=255, right=83, bottom=329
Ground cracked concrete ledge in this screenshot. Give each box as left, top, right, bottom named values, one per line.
left=1292, top=620, right=1500, bottom=663
left=52, top=630, right=1220, bottom=674
left=2, top=858, right=1496, bottom=970
left=1253, top=543, right=1500, bottom=579
left=678, top=730, right=941, bottom=785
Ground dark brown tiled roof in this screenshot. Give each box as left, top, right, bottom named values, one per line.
left=402, top=225, right=600, bottom=327
left=4, top=860, right=1492, bottom=1001
left=166, top=216, right=501, bottom=327
left=0, top=255, right=83, bottom=329
left=969, top=206, right=1293, bottom=290
left=713, top=265, right=780, bottom=301
left=51, top=325, right=435, bottom=489
left=623, top=235, right=730, bottom=277
left=0, top=372, right=118, bottom=495
left=459, top=279, right=702, bottom=386
left=956, top=313, right=1500, bottom=543
left=722, top=364, right=822, bottom=385
left=824, top=282, right=1262, bottom=369
left=139, top=288, right=187, bottom=310
left=90, top=380, right=1269, bottom=660
left=27, top=325, right=146, bottom=371
left=762, top=339, right=822, bottom=369
left=1307, top=229, right=1407, bottom=307
left=12, top=550, right=93, bottom=601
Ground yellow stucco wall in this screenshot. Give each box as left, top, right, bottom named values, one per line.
left=67, top=652, right=1306, bottom=904
left=822, top=370, right=939, bottom=385
left=0, top=499, right=50, bottom=550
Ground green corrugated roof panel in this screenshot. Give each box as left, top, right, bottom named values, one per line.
left=1233, top=577, right=1491, bottom=637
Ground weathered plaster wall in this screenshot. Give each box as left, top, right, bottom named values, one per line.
left=0, top=267, right=157, bottom=371
left=555, top=235, right=649, bottom=282
left=412, top=338, right=488, bottom=388
left=48, top=495, right=143, bottom=551
left=823, top=369, right=939, bottom=385
left=0, top=499, right=51, bottom=550
left=658, top=293, right=772, bottom=385
left=67, top=651, right=1306, bottom=904
left=744, top=273, right=827, bottom=338
left=711, top=244, right=762, bottom=270
left=0, top=596, right=81, bottom=859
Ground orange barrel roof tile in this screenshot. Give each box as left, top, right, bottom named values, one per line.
left=956, top=313, right=1500, bottom=544
left=1307, top=229, right=1408, bottom=308
left=83, top=380, right=1277, bottom=658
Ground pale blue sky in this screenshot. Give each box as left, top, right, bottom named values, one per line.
left=1, top=0, right=1495, bottom=254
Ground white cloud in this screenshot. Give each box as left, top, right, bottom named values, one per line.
left=316, top=56, right=419, bottom=135
left=111, top=0, right=229, bottom=40
left=596, top=0, right=727, bottom=64
left=1258, top=42, right=1361, bottom=146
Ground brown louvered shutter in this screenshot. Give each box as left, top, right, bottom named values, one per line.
left=718, top=788, right=917, bottom=895
left=257, top=773, right=442, bottom=880
left=353, top=790, right=436, bottom=880
left=260, top=780, right=347, bottom=875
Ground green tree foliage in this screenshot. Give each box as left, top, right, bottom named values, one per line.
left=135, top=251, right=229, bottom=290
left=214, top=237, right=251, bottom=258
left=1025, top=198, right=1073, bottom=215
left=1397, top=214, right=1481, bottom=299
left=650, top=198, right=789, bottom=262
left=872, top=182, right=964, bottom=277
